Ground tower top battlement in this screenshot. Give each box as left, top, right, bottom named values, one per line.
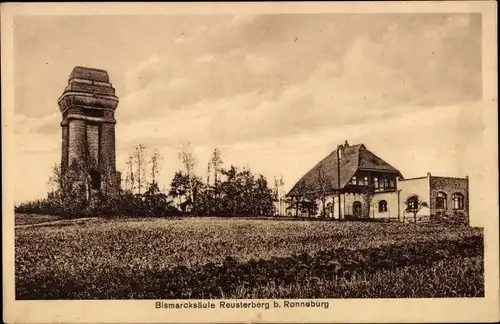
left=58, top=66, right=119, bottom=114
left=69, top=66, right=110, bottom=83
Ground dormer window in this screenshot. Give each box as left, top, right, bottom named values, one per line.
left=350, top=176, right=357, bottom=185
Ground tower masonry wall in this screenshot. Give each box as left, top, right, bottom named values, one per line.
left=99, top=123, right=117, bottom=194
left=86, top=124, right=100, bottom=166
left=61, top=125, right=69, bottom=171
left=68, top=119, right=86, bottom=165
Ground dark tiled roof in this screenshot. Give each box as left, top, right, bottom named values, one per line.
left=287, top=143, right=402, bottom=196
left=358, top=149, right=401, bottom=172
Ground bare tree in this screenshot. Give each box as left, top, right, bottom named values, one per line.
left=206, top=161, right=212, bottom=186
left=125, top=154, right=134, bottom=192
left=315, top=164, right=332, bottom=218
left=133, top=144, right=148, bottom=194
left=48, top=163, right=63, bottom=195
left=178, top=142, right=198, bottom=211
left=211, top=148, right=223, bottom=216
left=359, top=185, right=376, bottom=218
left=149, top=149, right=163, bottom=187
left=273, top=177, right=280, bottom=216
left=277, top=175, right=285, bottom=216
left=48, top=143, right=100, bottom=214
left=65, top=142, right=100, bottom=204
left=404, top=194, right=429, bottom=223
left=289, top=181, right=310, bottom=217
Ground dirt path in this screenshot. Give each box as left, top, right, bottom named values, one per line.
left=15, top=217, right=100, bottom=229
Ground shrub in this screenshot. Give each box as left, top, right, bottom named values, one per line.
left=15, top=189, right=182, bottom=218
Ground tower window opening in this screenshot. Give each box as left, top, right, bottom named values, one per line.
left=87, top=109, right=105, bottom=118
left=90, top=169, right=101, bottom=190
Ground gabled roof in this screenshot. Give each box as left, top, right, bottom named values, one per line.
left=287, top=142, right=402, bottom=196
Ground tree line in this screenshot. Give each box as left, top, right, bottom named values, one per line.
left=15, top=143, right=279, bottom=218
left=167, top=143, right=276, bottom=217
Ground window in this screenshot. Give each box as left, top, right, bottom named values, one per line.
left=87, top=108, right=104, bottom=118
left=452, top=193, right=464, bottom=210
left=353, top=201, right=362, bottom=215
left=350, top=176, right=357, bottom=185
left=380, top=178, right=389, bottom=189
left=373, top=177, right=379, bottom=188
left=378, top=200, right=388, bottom=212
left=363, top=176, right=369, bottom=186
left=389, top=179, right=395, bottom=188
left=436, top=191, right=447, bottom=210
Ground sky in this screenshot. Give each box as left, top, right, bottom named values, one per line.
left=13, top=13, right=491, bottom=222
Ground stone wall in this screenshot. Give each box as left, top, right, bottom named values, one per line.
left=430, top=175, right=469, bottom=224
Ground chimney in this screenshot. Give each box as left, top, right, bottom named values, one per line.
left=344, top=140, right=349, bottom=148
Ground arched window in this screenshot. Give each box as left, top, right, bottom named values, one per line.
left=353, top=201, right=362, bottom=216
left=378, top=200, right=388, bottom=212
left=326, top=202, right=333, bottom=217
left=452, top=193, right=464, bottom=210
left=436, top=191, right=447, bottom=210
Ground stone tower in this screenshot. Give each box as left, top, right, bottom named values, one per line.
left=58, top=66, right=119, bottom=197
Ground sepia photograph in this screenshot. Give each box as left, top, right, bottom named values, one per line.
left=2, top=1, right=498, bottom=323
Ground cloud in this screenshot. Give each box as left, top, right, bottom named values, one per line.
left=229, top=15, right=256, bottom=28
left=245, top=53, right=271, bottom=74
left=14, top=113, right=59, bottom=136
left=196, top=54, right=215, bottom=63
left=114, top=13, right=481, bottom=144
left=174, top=34, right=189, bottom=44
left=15, top=12, right=483, bottom=157
left=13, top=13, right=485, bottom=209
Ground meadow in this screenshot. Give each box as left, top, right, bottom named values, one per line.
left=15, top=214, right=484, bottom=299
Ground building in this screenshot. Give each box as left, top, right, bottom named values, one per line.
left=398, top=173, right=469, bottom=224
left=286, top=141, right=469, bottom=224
left=58, top=66, right=120, bottom=197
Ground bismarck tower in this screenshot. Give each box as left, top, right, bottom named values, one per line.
left=58, top=66, right=120, bottom=197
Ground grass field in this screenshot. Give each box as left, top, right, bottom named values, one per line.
left=15, top=214, right=484, bottom=299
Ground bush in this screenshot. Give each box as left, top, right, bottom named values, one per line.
left=431, top=211, right=468, bottom=226
left=15, top=189, right=182, bottom=218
